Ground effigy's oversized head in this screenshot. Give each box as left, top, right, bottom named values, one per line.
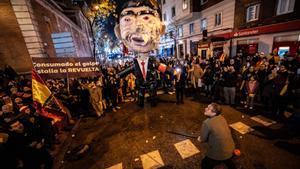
left=115, top=0, right=165, bottom=53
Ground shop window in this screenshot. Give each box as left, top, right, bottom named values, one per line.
left=278, top=47, right=290, bottom=57
left=277, top=0, right=295, bottom=15
left=179, top=44, right=184, bottom=58
left=183, top=0, right=188, bottom=10
left=201, top=18, right=207, bottom=31
left=189, top=23, right=194, bottom=34
left=178, top=25, right=183, bottom=37
left=273, top=34, right=299, bottom=57
left=201, top=50, right=207, bottom=58
left=237, top=39, right=259, bottom=56
left=215, top=13, right=222, bottom=27
left=246, top=4, right=260, bottom=22
left=190, top=41, right=198, bottom=56
left=172, top=6, right=176, bottom=17
left=201, top=0, right=208, bottom=5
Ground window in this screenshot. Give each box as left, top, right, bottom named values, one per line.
left=189, top=23, right=194, bottom=34
left=214, top=13, right=222, bottom=26
left=183, top=0, right=188, bottom=10
left=163, top=13, right=167, bottom=21
left=200, top=0, right=208, bottom=5
left=169, top=31, right=175, bottom=39
left=163, top=0, right=166, bottom=5
left=178, top=25, right=183, bottom=37
left=246, top=4, right=260, bottom=22
left=201, top=18, right=207, bottom=31
left=277, top=0, right=295, bottom=15
left=172, top=6, right=176, bottom=17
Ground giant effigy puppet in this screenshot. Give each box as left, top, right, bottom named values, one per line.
left=115, top=0, right=166, bottom=107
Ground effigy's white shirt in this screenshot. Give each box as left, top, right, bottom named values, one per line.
left=137, top=57, right=149, bottom=81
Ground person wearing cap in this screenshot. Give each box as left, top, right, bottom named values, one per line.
left=19, top=105, right=31, bottom=115
left=114, top=0, right=166, bottom=107
left=198, top=103, right=236, bottom=169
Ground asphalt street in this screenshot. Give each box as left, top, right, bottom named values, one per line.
left=54, top=94, right=300, bottom=169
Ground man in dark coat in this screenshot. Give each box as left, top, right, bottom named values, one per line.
left=199, top=103, right=236, bottom=169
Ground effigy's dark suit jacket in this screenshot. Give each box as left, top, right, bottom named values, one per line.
left=118, top=56, right=158, bottom=89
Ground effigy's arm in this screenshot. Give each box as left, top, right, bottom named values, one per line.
left=117, top=65, right=135, bottom=78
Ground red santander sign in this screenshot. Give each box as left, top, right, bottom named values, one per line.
left=233, top=29, right=259, bottom=37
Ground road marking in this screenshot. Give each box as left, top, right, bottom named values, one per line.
left=230, top=122, right=254, bottom=134
left=106, top=163, right=122, bottom=169
left=174, top=139, right=200, bottom=159
left=157, top=90, right=165, bottom=95
left=140, top=150, right=164, bottom=169
left=250, top=115, right=276, bottom=127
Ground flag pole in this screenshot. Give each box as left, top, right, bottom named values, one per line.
left=65, top=57, right=70, bottom=94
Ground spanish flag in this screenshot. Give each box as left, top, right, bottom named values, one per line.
left=32, top=69, right=65, bottom=123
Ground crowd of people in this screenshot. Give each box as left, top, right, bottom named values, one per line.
left=33, top=49, right=300, bottom=121
left=1, top=65, right=54, bottom=169
left=0, top=49, right=299, bottom=169
left=180, top=50, right=300, bottom=119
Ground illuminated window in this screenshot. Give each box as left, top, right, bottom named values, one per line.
left=183, top=0, right=188, bottom=10
left=215, top=13, right=222, bottom=26
left=246, top=4, right=260, bottom=22
left=201, top=18, right=207, bottom=31
left=189, top=23, right=194, bottom=34
left=178, top=25, right=183, bottom=37
left=277, top=0, right=295, bottom=15
left=278, top=47, right=290, bottom=57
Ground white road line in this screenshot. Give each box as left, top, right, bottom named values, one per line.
left=230, top=122, right=254, bottom=134
left=250, top=115, right=276, bottom=127
left=140, top=150, right=165, bottom=169
left=174, top=139, right=200, bottom=159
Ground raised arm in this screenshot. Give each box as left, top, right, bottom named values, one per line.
left=117, top=65, right=135, bottom=78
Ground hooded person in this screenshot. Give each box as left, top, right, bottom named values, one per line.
left=115, top=0, right=166, bottom=107
left=88, top=82, right=104, bottom=117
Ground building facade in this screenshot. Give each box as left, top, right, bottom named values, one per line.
left=159, top=0, right=300, bottom=59
left=159, top=0, right=197, bottom=58
left=231, top=0, right=300, bottom=57
left=189, top=0, right=235, bottom=59
left=0, top=0, right=92, bottom=73
left=159, top=0, right=235, bottom=58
